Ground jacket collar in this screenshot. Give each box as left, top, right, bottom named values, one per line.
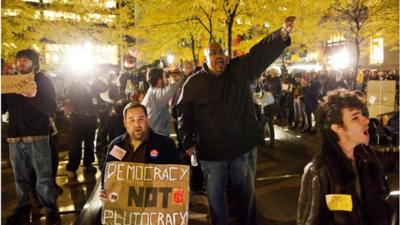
left=321, top=139, right=369, bottom=187
left=201, top=63, right=227, bottom=80
left=121, top=129, right=153, bottom=149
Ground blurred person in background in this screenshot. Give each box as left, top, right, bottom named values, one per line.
left=64, top=71, right=106, bottom=182
left=266, top=69, right=283, bottom=123
left=142, top=67, right=179, bottom=137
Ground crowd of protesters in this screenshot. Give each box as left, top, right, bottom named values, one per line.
left=1, top=16, right=398, bottom=225
left=253, top=68, right=399, bottom=141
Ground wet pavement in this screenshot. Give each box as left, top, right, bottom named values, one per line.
left=1, top=125, right=398, bottom=225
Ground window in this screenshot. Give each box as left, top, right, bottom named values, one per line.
left=34, top=10, right=80, bottom=21
left=2, top=9, right=22, bottom=17
left=370, top=37, right=384, bottom=64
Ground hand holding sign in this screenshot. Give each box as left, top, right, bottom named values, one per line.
left=102, top=162, right=190, bottom=225
left=1, top=73, right=35, bottom=94
left=19, top=80, right=37, bottom=97
left=100, top=189, right=107, bottom=202
left=185, top=146, right=196, bottom=157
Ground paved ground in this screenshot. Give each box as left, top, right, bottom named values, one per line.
left=2, top=125, right=398, bottom=224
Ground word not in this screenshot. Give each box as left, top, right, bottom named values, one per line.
left=128, top=187, right=172, bottom=208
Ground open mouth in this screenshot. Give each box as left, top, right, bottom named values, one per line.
left=216, top=59, right=225, bottom=65
left=363, top=128, right=369, bottom=136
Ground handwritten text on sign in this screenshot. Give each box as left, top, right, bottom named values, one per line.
left=1, top=74, right=34, bottom=94
left=103, top=162, right=190, bottom=225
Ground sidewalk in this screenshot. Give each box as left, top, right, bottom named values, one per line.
left=1, top=125, right=398, bottom=225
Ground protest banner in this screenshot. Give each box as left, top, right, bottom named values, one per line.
left=1, top=74, right=34, bottom=94
left=366, top=80, right=396, bottom=118
left=102, top=162, right=190, bottom=225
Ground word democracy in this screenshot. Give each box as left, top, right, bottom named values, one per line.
left=106, top=163, right=188, bottom=182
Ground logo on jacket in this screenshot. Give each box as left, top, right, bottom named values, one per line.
left=150, top=149, right=159, bottom=158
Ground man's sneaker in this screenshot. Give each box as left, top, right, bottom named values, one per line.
left=46, top=211, right=61, bottom=225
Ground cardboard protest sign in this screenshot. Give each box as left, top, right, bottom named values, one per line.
left=1, top=74, right=34, bottom=94
left=366, top=80, right=396, bottom=118
left=102, top=162, right=190, bottom=225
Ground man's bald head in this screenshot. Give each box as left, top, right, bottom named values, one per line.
left=182, top=61, right=194, bottom=76
left=204, top=42, right=227, bottom=76
left=204, top=42, right=223, bottom=55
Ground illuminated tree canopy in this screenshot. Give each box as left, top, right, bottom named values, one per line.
left=328, top=0, right=399, bottom=85
left=1, top=0, right=398, bottom=66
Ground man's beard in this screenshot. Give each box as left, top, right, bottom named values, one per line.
left=18, top=66, right=34, bottom=74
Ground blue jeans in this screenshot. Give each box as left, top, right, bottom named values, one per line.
left=200, top=147, right=258, bottom=225
left=9, top=138, right=58, bottom=215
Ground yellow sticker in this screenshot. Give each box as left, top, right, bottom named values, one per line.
left=325, top=194, right=353, bottom=212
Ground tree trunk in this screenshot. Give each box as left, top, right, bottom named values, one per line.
left=354, top=38, right=360, bottom=90
left=190, top=35, right=198, bottom=65
left=227, top=20, right=233, bottom=59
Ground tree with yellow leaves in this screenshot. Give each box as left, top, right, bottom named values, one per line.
left=1, top=0, right=137, bottom=65
left=132, top=0, right=336, bottom=65
left=329, top=0, right=399, bottom=87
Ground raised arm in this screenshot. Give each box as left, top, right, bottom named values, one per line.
left=233, top=16, right=295, bottom=81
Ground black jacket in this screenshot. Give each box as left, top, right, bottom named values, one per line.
left=176, top=28, right=290, bottom=161
left=2, top=72, right=56, bottom=137
left=66, top=80, right=104, bottom=116
left=101, top=129, right=182, bottom=187
left=302, top=79, right=321, bottom=113
left=297, top=140, right=393, bottom=225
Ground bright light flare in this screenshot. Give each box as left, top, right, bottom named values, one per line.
left=166, top=54, right=174, bottom=65
left=308, top=52, right=318, bottom=61
left=105, top=0, right=116, bottom=8
left=288, top=63, right=322, bottom=72
left=66, top=44, right=94, bottom=74
left=329, top=48, right=349, bottom=69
